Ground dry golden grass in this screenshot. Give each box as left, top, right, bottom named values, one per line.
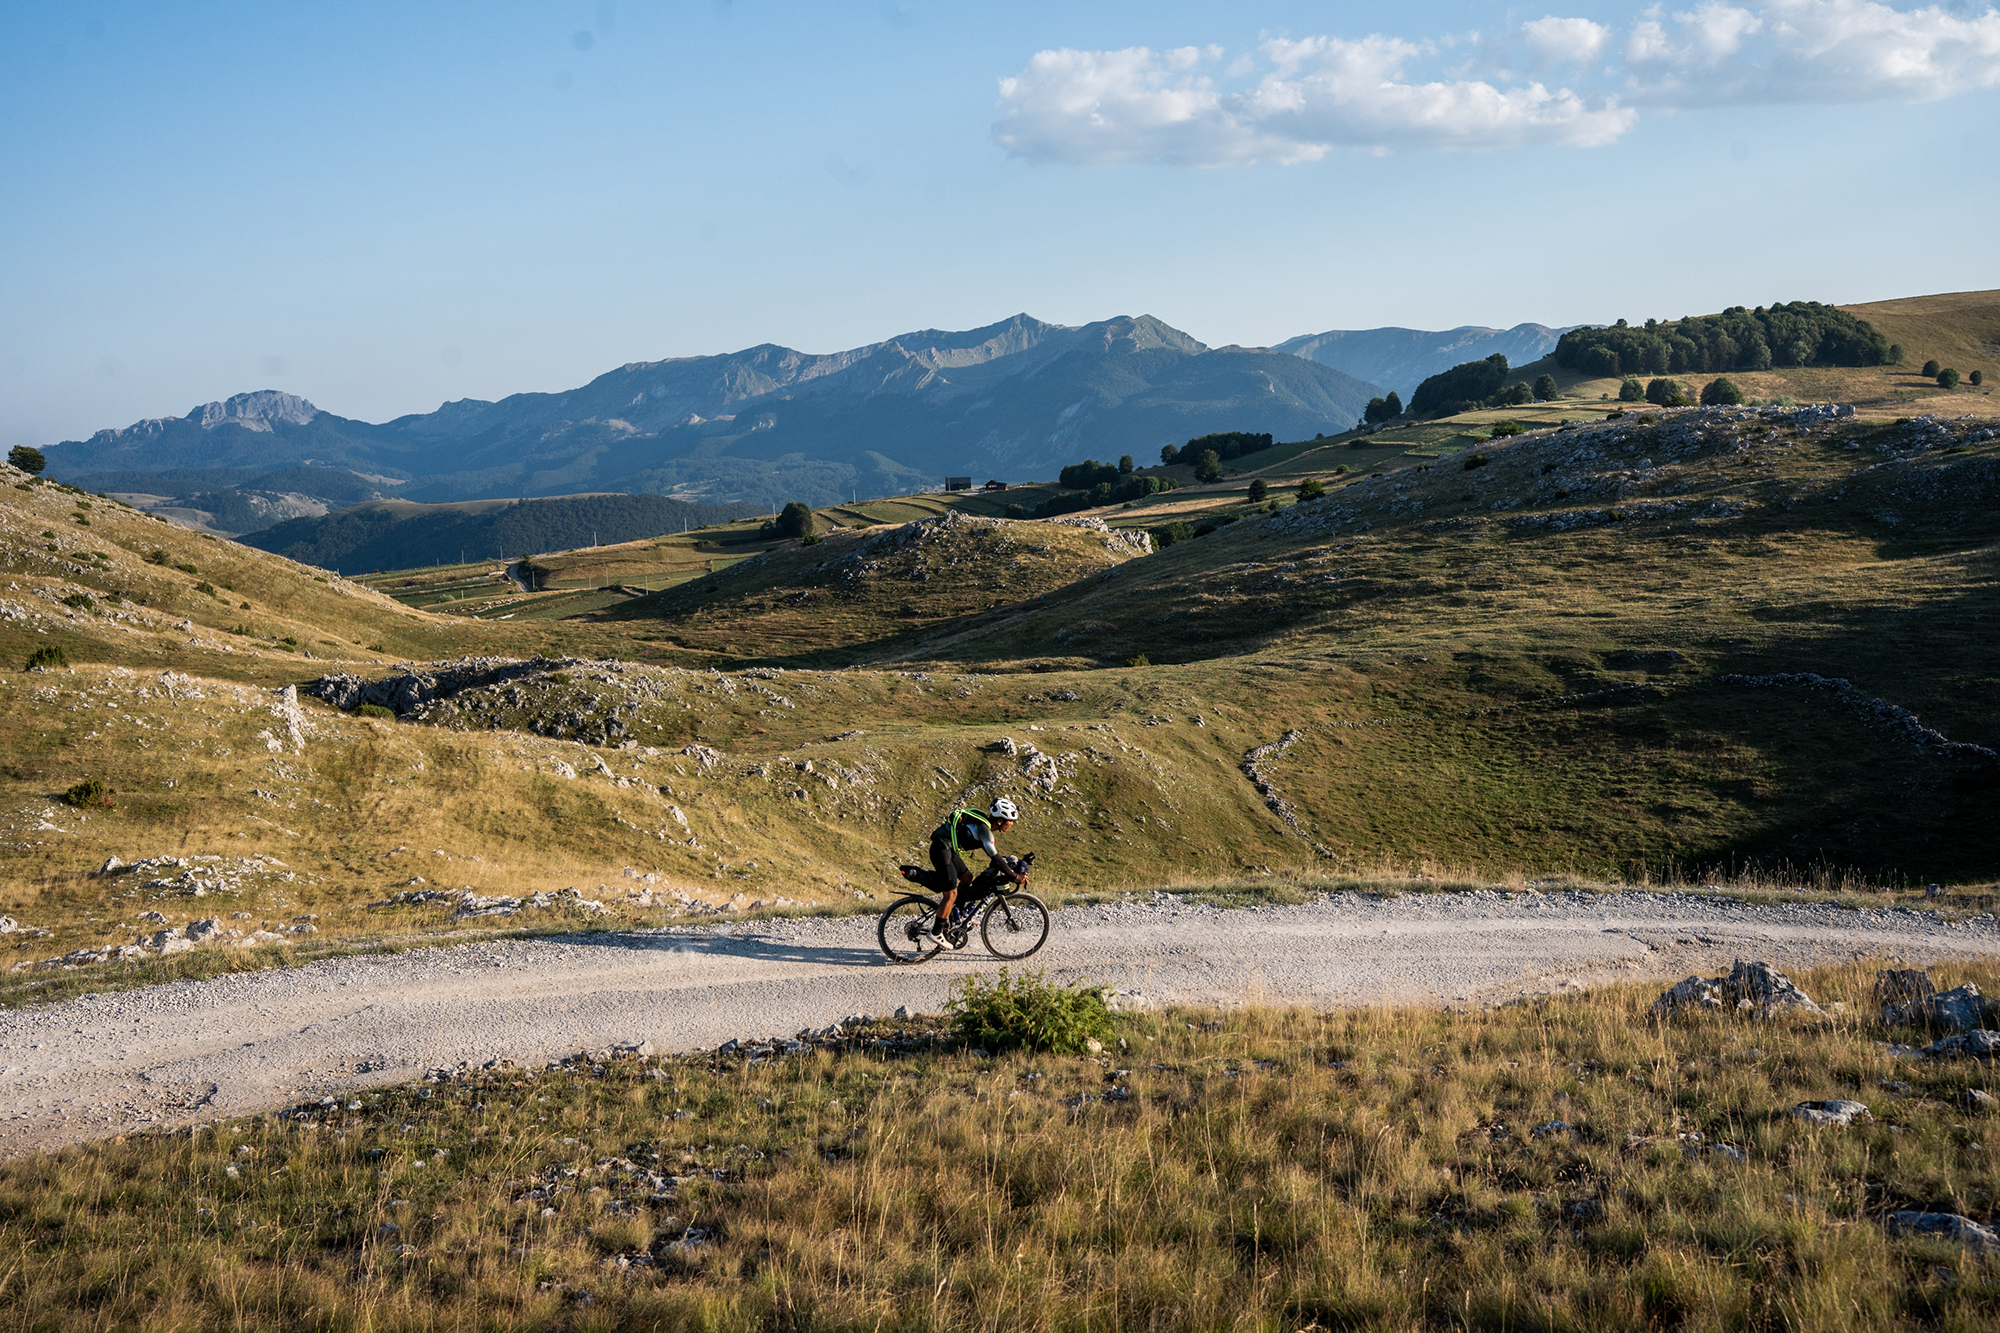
left=7, top=963, right=2000, bottom=1330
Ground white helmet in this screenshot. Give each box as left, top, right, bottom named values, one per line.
left=990, top=798, right=1020, bottom=821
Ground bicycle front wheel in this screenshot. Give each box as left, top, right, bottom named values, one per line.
left=878, top=895, right=943, bottom=964
left=980, top=892, right=1050, bottom=960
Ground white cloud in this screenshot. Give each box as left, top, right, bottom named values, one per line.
left=993, top=37, right=1634, bottom=165
left=994, top=0, right=2000, bottom=168
left=1522, top=16, right=1614, bottom=64
left=1625, top=0, right=2000, bottom=101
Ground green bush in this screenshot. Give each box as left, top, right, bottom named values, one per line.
left=1488, top=421, right=1524, bottom=438
left=1532, top=374, right=1559, bottom=402
left=1937, top=368, right=1960, bottom=389
left=1246, top=478, right=1268, bottom=502
left=24, top=645, right=69, bottom=671
left=775, top=501, right=814, bottom=540
left=1193, top=450, right=1223, bottom=483
left=1499, top=381, right=1533, bottom=407
left=1888, top=343, right=1904, bottom=364
left=1922, top=359, right=1941, bottom=377
left=1645, top=377, right=1691, bottom=407
left=1296, top=477, right=1326, bottom=502
left=62, top=779, right=109, bottom=808
left=1617, top=377, right=1645, bottom=402
left=1972, top=370, right=1984, bottom=387
left=145, top=549, right=167, bottom=565
left=60, top=592, right=94, bottom=611
left=1149, top=519, right=1195, bottom=547
left=7, top=445, right=46, bottom=476
left=1125, top=654, right=1149, bottom=667
left=1158, top=443, right=1180, bottom=466
left=175, top=563, right=198, bottom=576
left=945, top=968, right=1114, bottom=1054
left=1701, top=376, right=1745, bottom=406
left=356, top=703, right=397, bottom=721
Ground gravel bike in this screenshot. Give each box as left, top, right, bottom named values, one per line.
left=877, top=852, right=1050, bottom=963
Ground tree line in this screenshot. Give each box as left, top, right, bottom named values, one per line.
left=1553, top=301, right=1891, bottom=378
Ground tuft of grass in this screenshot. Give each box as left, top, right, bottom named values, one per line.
left=945, top=967, right=1115, bottom=1053
left=354, top=702, right=397, bottom=720
left=60, top=778, right=109, bottom=808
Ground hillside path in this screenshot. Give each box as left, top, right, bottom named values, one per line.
left=4, top=889, right=1996, bottom=1158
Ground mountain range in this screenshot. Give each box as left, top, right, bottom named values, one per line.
left=1275, top=323, right=1573, bottom=402
left=44, top=313, right=1572, bottom=535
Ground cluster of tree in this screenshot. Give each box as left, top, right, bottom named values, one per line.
left=1554, top=301, right=1891, bottom=379
left=7, top=446, right=47, bottom=475
left=1409, top=354, right=1511, bottom=417
left=1361, top=391, right=1403, bottom=425
left=1158, top=432, right=1274, bottom=466
left=1057, top=458, right=1128, bottom=489
left=1922, top=359, right=1984, bottom=389
left=1032, top=473, right=1180, bottom=518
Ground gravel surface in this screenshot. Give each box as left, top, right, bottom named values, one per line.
left=4, top=889, right=1996, bottom=1157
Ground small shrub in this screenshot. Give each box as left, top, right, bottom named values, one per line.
left=230, top=624, right=252, bottom=636
left=366, top=643, right=386, bottom=652
left=60, top=593, right=93, bottom=612
left=62, top=779, right=109, bottom=808
left=1297, top=477, right=1327, bottom=502
left=1125, top=653, right=1149, bottom=668
left=1005, top=503, right=1026, bottom=519
left=1488, top=421, right=1524, bottom=438
left=800, top=531, right=820, bottom=546
left=945, top=968, right=1114, bottom=1054
left=1618, top=377, right=1645, bottom=402
left=1149, top=520, right=1195, bottom=547
left=24, top=645, right=69, bottom=671
left=72, top=515, right=89, bottom=526
left=175, top=563, right=198, bottom=575
left=1937, top=367, right=1960, bottom=389
left=1922, top=358, right=1941, bottom=377
left=1463, top=453, right=1489, bottom=471
left=145, top=550, right=167, bottom=565
left=280, top=635, right=299, bottom=649
left=1888, top=343, right=1904, bottom=364
left=1246, top=478, right=1268, bottom=503
left=195, top=581, right=217, bottom=597
left=1971, top=370, right=1984, bottom=386
left=356, top=703, right=396, bottom=721
left=1701, top=377, right=1745, bottom=406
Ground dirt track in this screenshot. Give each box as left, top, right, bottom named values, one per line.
left=4, top=889, right=1996, bottom=1158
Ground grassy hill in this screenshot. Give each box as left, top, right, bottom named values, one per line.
left=242, top=493, right=762, bottom=575
left=3, top=293, right=1998, bottom=993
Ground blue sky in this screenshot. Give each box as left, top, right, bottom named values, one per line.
left=3, top=0, right=1996, bottom=448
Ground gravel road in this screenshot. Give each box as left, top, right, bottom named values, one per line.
left=4, top=889, right=1996, bottom=1158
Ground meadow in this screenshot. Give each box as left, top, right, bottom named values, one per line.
left=5, top=960, right=2000, bottom=1331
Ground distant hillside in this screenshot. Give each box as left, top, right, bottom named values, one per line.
left=1276, top=323, right=1571, bottom=402
left=43, top=316, right=1383, bottom=510
left=241, top=493, right=762, bottom=574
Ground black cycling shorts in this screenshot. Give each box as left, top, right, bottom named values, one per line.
left=930, top=837, right=970, bottom=891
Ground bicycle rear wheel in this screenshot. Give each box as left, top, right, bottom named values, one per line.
left=878, top=894, right=943, bottom=964
left=980, top=892, right=1050, bottom=960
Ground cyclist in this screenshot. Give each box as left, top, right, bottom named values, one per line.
left=928, top=797, right=1025, bottom=947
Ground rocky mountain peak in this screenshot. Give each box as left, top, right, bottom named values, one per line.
left=188, top=391, right=320, bottom=432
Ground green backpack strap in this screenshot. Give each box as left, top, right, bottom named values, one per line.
left=949, top=806, right=990, bottom=852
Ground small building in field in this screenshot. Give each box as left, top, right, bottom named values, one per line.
left=982, top=480, right=1008, bottom=492
left=944, top=476, right=973, bottom=492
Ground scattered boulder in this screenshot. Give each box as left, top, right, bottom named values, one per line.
left=1887, top=1211, right=2000, bottom=1253
left=1653, top=959, right=1823, bottom=1019
left=1791, top=1099, right=1871, bottom=1126
left=1922, top=1031, right=2000, bottom=1061
left=985, top=737, right=1019, bottom=756
left=1878, top=970, right=1992, bottom=1033
left=1960, top=1089, right=1997, bottom=1112
left=187, top=918, right=226, bottom=942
